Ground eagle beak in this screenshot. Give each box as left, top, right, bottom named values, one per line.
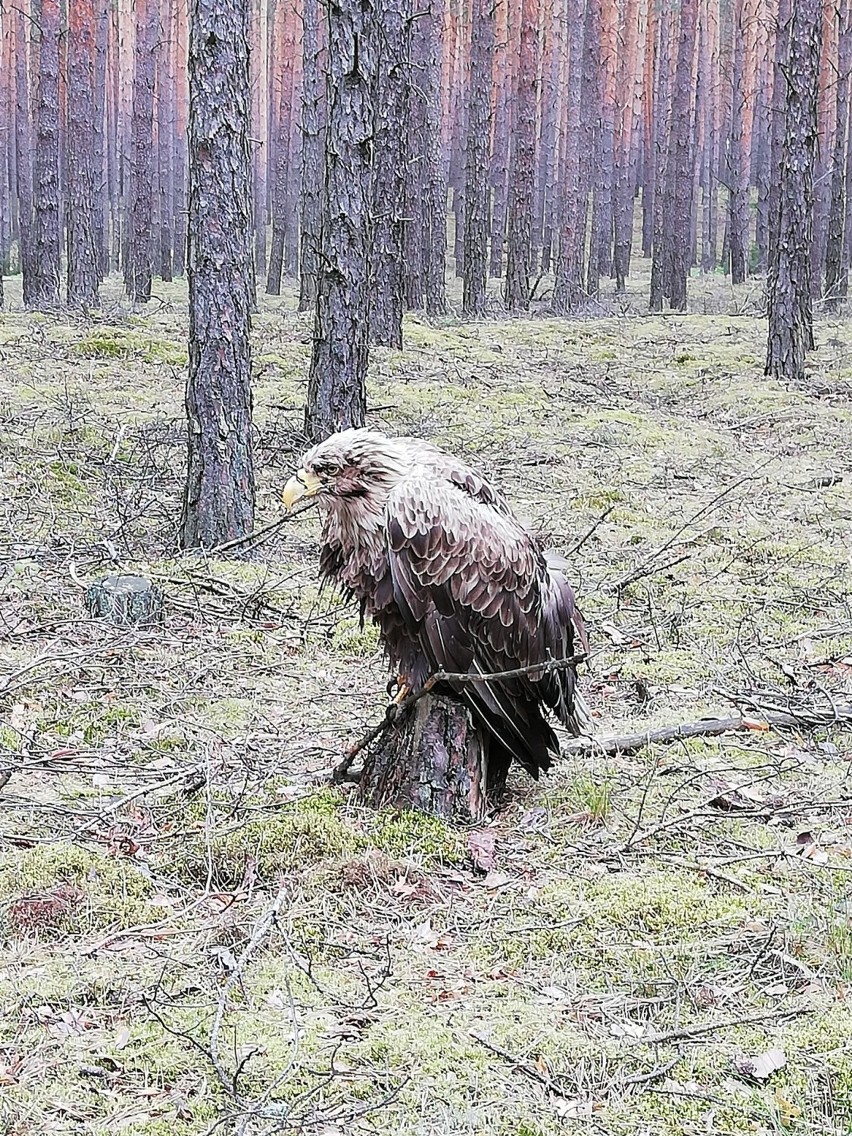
left=282, top=469, right=322, bottom=511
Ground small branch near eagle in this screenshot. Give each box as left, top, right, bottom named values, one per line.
left=333, top=652, right=588, bottom=785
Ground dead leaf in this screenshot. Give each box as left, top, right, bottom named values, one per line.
left=733, top=1046, right=786, bottom=1080
left=467, top=830, right=496, bottom=873
left=113, top=1026, right=131, bottom=1050
left=742, top=717, right=770, bottom=731
left=391, top=874, right=418, bottom=898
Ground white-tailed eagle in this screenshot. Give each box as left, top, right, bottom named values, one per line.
left=283, top=429, right=590, bottom=778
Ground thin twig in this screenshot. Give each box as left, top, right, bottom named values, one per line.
left=333, top=653, right=587, bottom=781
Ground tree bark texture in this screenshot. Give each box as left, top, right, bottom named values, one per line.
left=30, top=0, right=62, bottom=309
left=765, top=0, right=820, bottom=382
left=369, top=0, right=408, bottom=347
left=421, top=0, right=447, bottom=316
left=305, top=0, right=376, bottom=442
left=504, top=0, right=539, bottom=310
left=727, top=0, right=751, bottom=284
left=128, top=0, right=157, bottom=301
left=461, top=0, right=495, bottom=316
left=298, top=0, right=324, bottom=311
left=658, top=0, right=698, bottom=310
left=182, top=0, right=255, bottom=550
left=552, top=0, right=588, bottom=313
left=266, top=1, right=298, bottom=295
left=824, top=0, right=851, bottom=307
left=359, top=693, right=508, bottom=822
left=67, top=0, right=100, bottom=308
left=157, top=0, right=175, bottom=283
left=13, top=8, right=35, bottom=305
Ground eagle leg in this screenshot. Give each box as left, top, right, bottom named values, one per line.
left=386, top=674, right=412, bottom=706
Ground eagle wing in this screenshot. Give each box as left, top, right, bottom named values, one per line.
left=384, top=473, right=587, bottom=778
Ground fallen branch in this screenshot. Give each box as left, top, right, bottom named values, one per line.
left=562, top=703, right=852, bottom=758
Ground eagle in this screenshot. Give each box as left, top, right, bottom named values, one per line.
left=282, top=428, right=590, bottom=779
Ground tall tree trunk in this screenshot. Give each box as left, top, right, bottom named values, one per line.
left=765, top=0, right=820, bottom=382
left=251, top=0, right=269, bottom=277
left=30, top=0, right=62, bottom=309
left=369, top=0, right=408, bottom=346
left=504, top=0, right=540, bottom=310
left=304, top=0, right=376, bottom=441
left=461, top=0, right=495, bottom=316
left=640, top=0, right=656, bottom=258
left=157, top=0, right=174, bottom=283
left=127, top=0, right=157, bottom=301
left=93, top=0, right=109, bottom=279
left=182, top=0, right=255, bottom=550
left=13, top=8, right=34, bottom=305
left=298, top=0, right=324, bottom=311
left=66, top=0, right=99, bottom=307
left=488, top=0, right=511, bottom=278
left=613, top=0, right=645, bottom=291
left=552, top=0, right=587, bottom=313
left=727, top=0, right=749, bottom=283
left=266, top=1, right=297, bottom=296
left=172, top=0, right=188, bottom=275
left=656, top=0, right=698, bottom=311
left=824, top=0, right=851, bottom=309
left=648, top=4, right=672, bottom=310
left=422, top=0, right=447, bottom=316
left=583, top=0, right=604, bottom=300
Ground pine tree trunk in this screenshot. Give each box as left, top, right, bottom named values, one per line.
left=304, top=0, right=375, bottom=441
left=824, top=0, right=851, bottom=309
left=266, top=3, right=296, bottom=297
left=461, top=0, right=495, bottom=316
left=182, top=0, right=255, bottom=550
left=767, top=0, right=791, bottom=261
left=727, top=0, right=749, bottom=284
left=298, top=0, right=324, bottom=311
left=648, top=4, right=672, bottom=310
left=640, top=0, right=656, bottom=259
left=66, top=0, right=99, bottom=308
left=127, top=0, right=157, bottom=302
left=488, top=0, right=512, bottom=279
left=613, top=0, right=644, bottom=291
left=250, top=0, right=268, bottom=278
left=359, top=693, right=508, bottom=823
left=552, top=0, right=587, bottom=313
left=172, top=0, right=188, bottom=276
left=13, top=9, right=34, bottom=305
left=157, top=0, right=174, bottom=283
left=422, top=0, right=447, bottom=317
left=504, top=0, right=539, bottom=310
left=30, top=0, right=61, bottom=309
left=369, top=0, right=408, bottom=347
left=765, top=0, right=820, bottom=382
left=93, top=0, right=109, bottom=279
left=658, top=0, right=698, bottom=311
left=583, top=0, right=603, bottom=300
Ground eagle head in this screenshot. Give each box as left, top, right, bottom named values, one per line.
left=282, top=428, right=411, bottom=511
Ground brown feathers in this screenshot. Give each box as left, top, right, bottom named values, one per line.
left=295, top=428, right=590, bottom=778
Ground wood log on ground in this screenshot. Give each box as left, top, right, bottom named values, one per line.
left=85, top=574, right=163, bottom=626
left=358, top=692, right=507, bottom=823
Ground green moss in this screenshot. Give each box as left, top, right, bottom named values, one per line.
left=168, top=792, right=361, bottom=887
left=369, top=809, right=465, bottom=864
left=0, top=844, right=153, bottom=938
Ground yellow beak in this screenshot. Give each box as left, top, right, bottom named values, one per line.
left=282, top=469, right=322, bottom=511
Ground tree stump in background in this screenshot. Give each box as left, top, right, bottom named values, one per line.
left=85, top=574, right=163, bottom=627
left=358, top=693, right=506, bottom=823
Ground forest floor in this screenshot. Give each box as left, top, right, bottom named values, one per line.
left=0, top=265, right=851, bottom=1136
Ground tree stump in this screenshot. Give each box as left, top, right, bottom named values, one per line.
left=85, top=574, right=164, bottom=627
left=358, top=693, right=508, bottom=823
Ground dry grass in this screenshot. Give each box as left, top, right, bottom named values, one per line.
left=1, top=260, right=851, bottom=1136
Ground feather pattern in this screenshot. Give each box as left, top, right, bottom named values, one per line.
left=296, top=429, right=590, bottom=778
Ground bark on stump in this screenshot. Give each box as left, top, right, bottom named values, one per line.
left=358, top=693, right=507, bottom=823
left=85, top=574, right=163, bottom=626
